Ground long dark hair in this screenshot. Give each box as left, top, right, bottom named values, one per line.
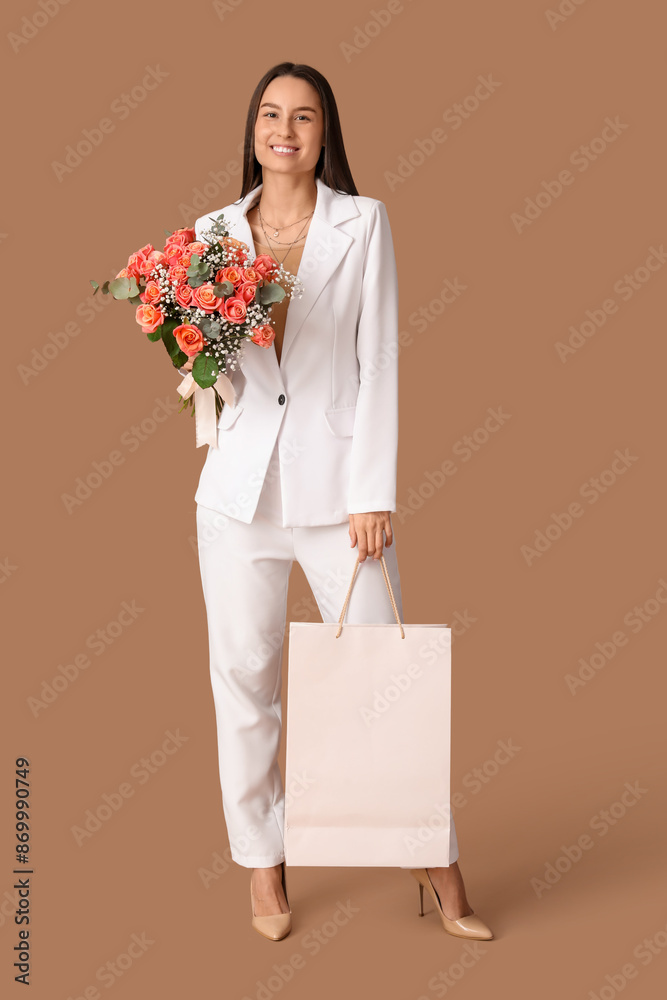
left=236, top=62, right=358, bottom=201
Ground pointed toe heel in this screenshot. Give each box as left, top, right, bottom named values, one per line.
left=250, top=861, right=292, bottom=941
left=410, top=868, right=494, bottom=941
left=251, top=910, right=292, bottom=942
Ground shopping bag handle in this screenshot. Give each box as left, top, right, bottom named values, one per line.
left=335, top=555, right=405, bottom=639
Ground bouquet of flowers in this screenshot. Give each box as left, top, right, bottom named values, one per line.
left=90, top=212, right=303, bottom=443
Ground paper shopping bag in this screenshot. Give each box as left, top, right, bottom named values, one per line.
left=284, top=555, right=451, bottom=867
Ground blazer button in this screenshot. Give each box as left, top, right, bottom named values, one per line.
left=278, top=394, right=286, bottom=405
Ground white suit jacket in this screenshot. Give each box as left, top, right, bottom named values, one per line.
left=191, top=175, right=399, bottom=527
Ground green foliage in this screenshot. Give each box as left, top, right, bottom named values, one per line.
left=197, top=316, right=222, bottom=340
left=160, top=318, right=183, bottom=362
left=258, top=282, right=286, bottom=305
left=192, top=352, right=219, bottom=389
left=213, top=280, right=234, bottom=298
left=108, top=275, right=140, bottom=300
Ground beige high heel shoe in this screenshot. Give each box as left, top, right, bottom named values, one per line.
left=410, top=868, right=494, bottom=940
left=250, top=861, right=292, bottom=941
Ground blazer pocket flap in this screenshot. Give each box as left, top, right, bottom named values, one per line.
left=324, top=405, right=357, bottom=437
left=218, top=402, right=244, bottom=430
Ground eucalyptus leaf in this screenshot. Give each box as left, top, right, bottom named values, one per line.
left=109, top=276, right=131, bottom=299
left=188, top=275, right=205, bottom=288
left=186, top=259, right=209, bottom=278
left=213, top=280, right=234, bottom=297
left=212, top=213, right=228, bottom=234
left=198, top=316, right=222, bottom=340
left=258, top=283, right=286, bottom=305
left=90, top=279, right=99, bottom=294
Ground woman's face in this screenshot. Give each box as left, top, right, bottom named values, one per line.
left=254, top=75, right=324, bottom=179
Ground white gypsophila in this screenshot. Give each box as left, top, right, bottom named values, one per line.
left=148, top=217, right=305, bottom=384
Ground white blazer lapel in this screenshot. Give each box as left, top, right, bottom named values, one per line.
left=224, top=176, right=360, bottom=367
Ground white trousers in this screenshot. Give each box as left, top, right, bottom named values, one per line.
left=195, top=446, right=459, bottom=868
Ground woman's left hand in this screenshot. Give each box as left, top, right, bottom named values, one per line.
left=349, top=512, right=393, bottom=561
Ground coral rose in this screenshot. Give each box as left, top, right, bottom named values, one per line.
left=165, top=227, right=196, bottom=247
left=250, top=324, right=276, bottom=348
left=223, top=297, right=247, bottom=324
left=236, top=281, right=258, bottom=304
left=215, top=265, right=243, bottom=286
left=140, top=280, right=161, bottom=306
left=168, top=264, right=188, bottom=285
left=242, top=266, right=262, bottom=284
left=165, top=232, right=188, bottom=248
left=135, top=304, right=164, bottom=334
left=179, top=242, right=207, bottom=269
left=146, top=249, right=167, bottom=268
left=174, top=324, right=205, bottom=356
left=174, top=283, right=193, bottom=308
left=126, top=254, right=143, bottom=279
left=252, top=254, right=277, bottom=278
left=164, top=243, right=184, bottom=266
left=136, top=243, right=154, bottom=259
left=192, top=282, right=223, bottom=313
left=138, top=256, right=158, bottom=277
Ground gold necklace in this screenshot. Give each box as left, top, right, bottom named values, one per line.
left=258, top=203, right=314, bottom=239
left=258, top=212, right=311, bottom=268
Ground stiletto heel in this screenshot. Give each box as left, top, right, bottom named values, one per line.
left=250, top=861, right=292, bottom=941
left=410, top=869, right=494, bottom=940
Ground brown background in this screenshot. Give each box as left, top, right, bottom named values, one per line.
left=2, top=0, right=665, bottom=997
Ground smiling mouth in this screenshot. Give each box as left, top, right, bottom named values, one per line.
left=271, top=145, right=299, bottom=153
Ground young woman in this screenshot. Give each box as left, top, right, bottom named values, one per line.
left=183, top=62, right=494, bottom=943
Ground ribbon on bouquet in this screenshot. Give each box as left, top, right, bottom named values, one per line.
left=176, top=370, right=237, bottom=449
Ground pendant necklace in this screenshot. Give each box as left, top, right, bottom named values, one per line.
left=258, top=209, right=312, bottom=268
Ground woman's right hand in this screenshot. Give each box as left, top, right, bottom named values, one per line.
left=181, top=356, right=194, bottom=373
